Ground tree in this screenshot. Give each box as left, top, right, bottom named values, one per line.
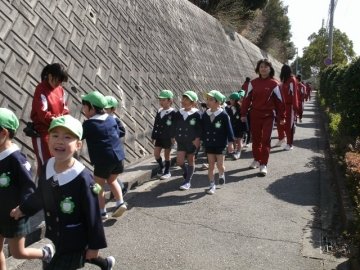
left=300, top=28, right=355, bottom=77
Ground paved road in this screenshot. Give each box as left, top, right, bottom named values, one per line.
left=14, top=93, right=348, bottom=270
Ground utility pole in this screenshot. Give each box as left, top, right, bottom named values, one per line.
left=295, top=48, right=298, bottom=75
left=328, top=0, right=335, bottom=59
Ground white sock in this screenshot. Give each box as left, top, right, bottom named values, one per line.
left=116, top=201, right=124, bottom=207
left=100, top=209, right=106, bottom=214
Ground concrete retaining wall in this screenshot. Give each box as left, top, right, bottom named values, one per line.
left=0, top=0, right=283, bottom=174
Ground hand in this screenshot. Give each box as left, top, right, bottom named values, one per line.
left=151, top=139, right=155, bottom=144
left=171, top=138, right=176, bottom=144
left=280, top=119, right=286, bottom=125
left=86, top=249, right=99, bottom=260
left=193, top=138, right=200, bottom=148
left=240, top=117, right=246, bottom=122
left=10, top=206, right=24, bottom=220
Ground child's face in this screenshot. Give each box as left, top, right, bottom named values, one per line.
left=158, top=98, right=172, bottom=109
left=229, top=99, right=236, bottom=106
left=206, top=96, right=220, bottom=111
left=181, top=96, right=194, bottom=110
left=48, top=74, right=63, bottom=89
left=82, top=104, right=95, bottom=119
left=48, top=127, right=82, bottom=162
left=105, top=108, right=115, bottom=115
left=0, top=127, right=8, bottom=150
left=259, top=63, right=271, bottom=78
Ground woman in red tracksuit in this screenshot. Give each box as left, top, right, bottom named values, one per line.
left=30, top=63, right=69, bottom=175
left=296, top=74, right=306, bottom=123
left=276, top=65, right=298, bottom=151
left=241, top=59, right=285, bottom=175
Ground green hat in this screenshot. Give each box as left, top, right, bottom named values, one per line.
left=158, top=90, right=173, bottom=99
left=0, top=108, right=19, bottom=131
left=183, top=91, right=198, bottom=102
left=81, top=91, right=107, bottom=108
left=48, top=115, right=83, bottom=139
left=229, top=92, right=240, bottom=101
left=104, top=96, right=119, bottom=109
left=238, top=90, right=246, bottom=98
left=204, top=90, right=223, bottom=102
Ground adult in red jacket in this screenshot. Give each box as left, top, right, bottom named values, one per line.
left=296, top=75, right=306, bottom=123
left=275, top=65, right=298, bottom=151
left=30, top=63, right=69, bottom=175
left=241, top=59, right=286, bottom=175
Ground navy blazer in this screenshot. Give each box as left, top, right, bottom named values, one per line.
left=20, top=159, right=107, bottom=252
left=201, top=109, right=235, bottom=148
left=151, top=108, right=176, bottom=140
left=171, top=108, right=202, bottom=143
left=82, top=114, right=125, bottom=165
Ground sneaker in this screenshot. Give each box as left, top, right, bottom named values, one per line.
left=180, top=182, right=191, bottom=190
left=259, top=165, right=267, bottom=175
left=243, top=144, right=250, bottom=149
left=275, top=138, right=286, bottom=147
left=42, top=244, right=54, bottom=263
left=107, top=256, right=116, bottom=270
left=157, top=167, right=164, bottom=178
left=207, top=182, right=216, bottom=195
left=202, top=163, right=209, bottom=169
left=218, top=175, right=225, bottom=185
left=249, top=160, right=260, bottom=169
left=160, top=172, right=171, bottom=179
left=235, top=152, right=241, bottom=159
left=283, top=144, right=293, bottom=151
left=232, top=152, right=238, bottom=160
left=111, top=203, right=127, bottom=218
left=101, top=212, right=108, bottom=220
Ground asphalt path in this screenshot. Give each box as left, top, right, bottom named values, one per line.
left=15, top=93, right=346, bottom=270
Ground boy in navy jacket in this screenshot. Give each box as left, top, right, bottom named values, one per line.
left=11, top=115, right=115, bottom=269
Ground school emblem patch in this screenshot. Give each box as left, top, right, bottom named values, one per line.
left=166, top=119, right=172, bottom=126
left=215, top=121, right=222, bottom=128
left=189, top=118, right=196, bottom=126
left=92, top=183, right=102, bottom=194
left=60, top=197, right=75, bottom=214
left=0, top=173, right=10, bottom=187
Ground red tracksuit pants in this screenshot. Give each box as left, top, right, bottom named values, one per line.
left=32, top=134, right=52, bottom=176
left=277, top=104, right=295, bottom=146
left=250, top=114, right=274, bottom=165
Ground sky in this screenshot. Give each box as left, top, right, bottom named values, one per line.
left=282, top=0, right=359, bottom=58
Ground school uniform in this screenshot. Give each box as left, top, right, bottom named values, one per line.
left=151, top=108, right=176, bottom=149
left=31, top=79, right=69, bottom=175
left=277, top=76, right=298, bottom=145
left=113, top=116, right=126, bottom=138
left=19, top=158, right=107, bottom=268
left=241, top=77, right=285, bottom=165
left=171, top=108, right=202, bottom=154
left=297, top=82, right=306, bottom=120
left=225, top=105, right=247, bottom=138
left=202, top=108, right=235, bottom=154
left=0, top=144, right=35, bottom=238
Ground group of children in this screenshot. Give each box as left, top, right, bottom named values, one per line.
left=0, top=89, right=129, bottom=269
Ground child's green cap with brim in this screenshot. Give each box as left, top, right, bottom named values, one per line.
left=48, top=115, right=83, bottom=140
left=81, top=91, right=107, bottom=108
left=158, top=90, right=173, bottom=99
left=204, top=90, right=223, bottom=102
left=229, top=92, right=240, bottom=101
left=104, top=96, right=119, bottom=109
left=183, top=91, right=198, bottom=102
left=238, top=90, right=246, bottom=98
left=0, top=108, right=19, bottom=131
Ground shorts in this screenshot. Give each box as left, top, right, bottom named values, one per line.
left=177, top=142, right=197, bottom=154
left=45, top=250, right=85, bottom=270
left=205, top=147, right=227, bottom=155
left=94, top=159, right=124, bottom=179
left=154, top=138, right=172, bottom=149
left=0, top=217, right=31, bottom=238
left=233, top=130, right=245, bottom=138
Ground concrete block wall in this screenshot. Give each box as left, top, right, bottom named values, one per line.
left=0, top=0, right=283, bottom=175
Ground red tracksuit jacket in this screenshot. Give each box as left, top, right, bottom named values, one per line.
left=281, top=76, right=298, bottom=110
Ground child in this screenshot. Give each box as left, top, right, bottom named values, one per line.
left=11, top=115, right=115, bottom=270
left=202, top=90, right=235, bottom=194
left=171, top=91, right=202, bottom=190
left=275, top=64, right=298, bottom=150
left=296, top=75, right=306, bottom=123
left=81, top=91, right=126, bottom=219
left=241, top=59, right=286, bottom=175
left=225, top=92, right=247, bottom=160
left=104, top=96, right=128, bottom=195
left=151, top=90, right=176, bottom=180
left=30, top=63, right=70, bottom=176
left=0, top=108, right=53, bottom=269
